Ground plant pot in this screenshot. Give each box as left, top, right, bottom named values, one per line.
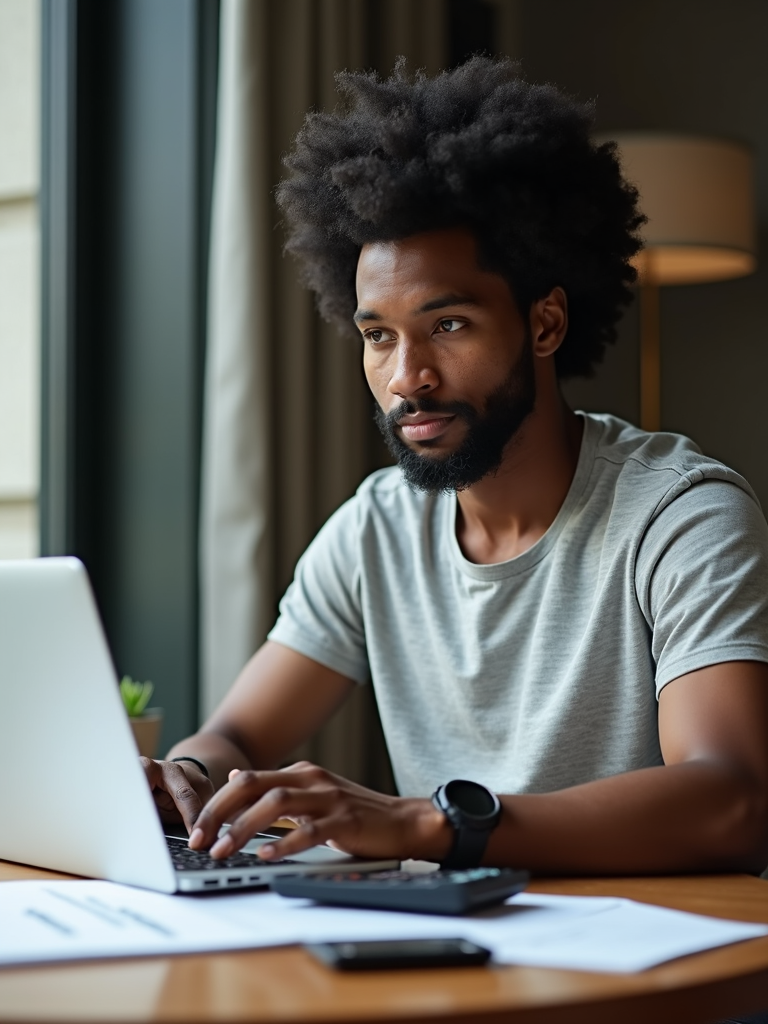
left=129, top=708, right=164, bottom=758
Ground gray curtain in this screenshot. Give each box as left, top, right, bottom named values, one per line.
left=201, top=0, right=448, bottom=788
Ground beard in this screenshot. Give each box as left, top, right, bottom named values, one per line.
left=373, top=336, right=536, bottom=495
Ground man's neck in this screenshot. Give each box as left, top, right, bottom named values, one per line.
left=454, top=391, right=583, bottom=565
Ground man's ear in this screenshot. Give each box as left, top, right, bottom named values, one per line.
left=530, top=287, right=568, bottom=357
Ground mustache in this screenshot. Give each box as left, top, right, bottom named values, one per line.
left=382, top=397, right=477, bottom=431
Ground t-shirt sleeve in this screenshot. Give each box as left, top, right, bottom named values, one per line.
left=636, top=478, right=768, bottom=696
left=267, top=494, right=369, bottom=684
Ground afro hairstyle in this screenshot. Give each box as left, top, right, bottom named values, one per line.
left=276, top=56, right=645, bottom=379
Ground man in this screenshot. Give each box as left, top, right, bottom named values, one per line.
left=144, top=57, right=768, bottom=876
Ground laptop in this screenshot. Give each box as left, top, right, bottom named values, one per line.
left=0, top=557, right=398, bottom=893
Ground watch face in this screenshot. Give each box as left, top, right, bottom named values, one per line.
left=444, top=779, right=497, bottom=819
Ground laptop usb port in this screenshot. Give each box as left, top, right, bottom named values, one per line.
left=203, top=879, right=220, bottom=888
left=227, top=877, right=241, bottom=884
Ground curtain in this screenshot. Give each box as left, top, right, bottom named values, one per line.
left=201, top=0, right=447, bottom=788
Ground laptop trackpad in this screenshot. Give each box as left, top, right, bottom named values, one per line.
left=276, top=845, right=356, bottom=864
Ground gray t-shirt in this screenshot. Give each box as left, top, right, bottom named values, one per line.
left=269, top=413, right=768, bottom=798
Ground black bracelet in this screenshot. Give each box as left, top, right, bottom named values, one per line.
left=169, top=756, right=210, bottom=779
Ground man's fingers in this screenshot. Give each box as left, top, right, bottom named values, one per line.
left=190, top=768, right=319, bottom=849
left=154, top=761, right=209, bottom=833
left=170, top=767, right=205, bottom=834
left=182, top=761, right=416, bottom=862
left=256, top=816, right=343, bottom=861
left=208, top=787, right=333, bottom=858
left=140, top=755, right=163, bottom=788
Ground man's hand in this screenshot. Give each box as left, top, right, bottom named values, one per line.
left=140, top=757, right=215, bottom=834
left=187, top=761, right=452, bottom=863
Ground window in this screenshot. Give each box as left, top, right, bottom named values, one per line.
left=0, top=0, right=40, bottom=558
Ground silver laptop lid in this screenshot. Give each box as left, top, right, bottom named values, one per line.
left=0, top=558, right=400, bottom=893
left=0, top=558, right=178, bottom=892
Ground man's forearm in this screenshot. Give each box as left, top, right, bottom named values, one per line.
left=485, top=761, right=768, bottom=875
left=165, top=731, right=253, bottom=791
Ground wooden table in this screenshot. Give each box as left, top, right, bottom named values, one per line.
left=1, top=860, right=767, bottom=1024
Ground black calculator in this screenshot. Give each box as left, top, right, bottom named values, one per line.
left=271, top=867, right=529, bottom=915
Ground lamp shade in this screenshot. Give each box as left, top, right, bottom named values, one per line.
left=601, top=133, right=756, bottom=285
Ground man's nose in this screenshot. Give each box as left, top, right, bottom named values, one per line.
left=387, top=339, right=439, bottom=400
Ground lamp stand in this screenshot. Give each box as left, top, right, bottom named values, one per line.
left=639, top=278, right=661, bottom=433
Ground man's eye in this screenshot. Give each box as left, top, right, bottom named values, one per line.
left=437, top=319, right=463, bottom=333
left=365, top=328, right=396, bottom=345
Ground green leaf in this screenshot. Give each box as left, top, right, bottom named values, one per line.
left=120, top=676, right=154, bottom=717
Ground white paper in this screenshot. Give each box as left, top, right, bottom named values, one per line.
left=202, top=889, right=768, bottom=973
left=1, top=880, right=766, bottom=974
left=462, top=893, right=768, bottom=972
left=0, top=881, right=259, bottom=964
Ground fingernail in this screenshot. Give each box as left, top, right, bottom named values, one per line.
left=189, top=828, right=204, bottom=848
left=210, top=835, right=233, bottom=858
left=258, top=844, right=276, bottom=860
left=228, top=768, right=241, bottom=781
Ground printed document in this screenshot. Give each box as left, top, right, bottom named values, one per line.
left=1, top=879, right=766, bottom=973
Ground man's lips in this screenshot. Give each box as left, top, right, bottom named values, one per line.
left=397, top=415, right=455, bottom=441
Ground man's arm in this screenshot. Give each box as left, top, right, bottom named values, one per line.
left=484, top=660, right=768, bottom=874
left=142, top=641, right=355, bottom=833
left=188, top=660, right=768, bottom=874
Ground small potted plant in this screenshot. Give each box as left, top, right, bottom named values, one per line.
left=120, top=676, right=163, bottom=758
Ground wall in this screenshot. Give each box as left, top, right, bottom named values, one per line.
left=515, top=0, right=768, bottom=510
left=0, top=0, right=39, bottom=558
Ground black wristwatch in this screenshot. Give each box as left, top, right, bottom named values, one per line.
left=431, top=779, right=501, bottom=869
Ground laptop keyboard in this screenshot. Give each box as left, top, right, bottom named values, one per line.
left=166, top=835, right=295, bottom=871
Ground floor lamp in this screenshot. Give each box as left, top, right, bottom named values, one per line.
left=602, top=134, right=757, bottom=432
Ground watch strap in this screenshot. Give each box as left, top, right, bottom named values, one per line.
left=431, top=782, right=501, bottom=869
left=441, top=818, right=493, bottom=869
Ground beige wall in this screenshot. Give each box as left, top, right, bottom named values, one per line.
left=0, top=0, right=40, bottom=558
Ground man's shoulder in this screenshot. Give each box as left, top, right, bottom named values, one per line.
left=587, top=411, right=704, bottom=471
left=584, top=412, right=759, bottom=514
left=340, top=466, right=446, bottom=553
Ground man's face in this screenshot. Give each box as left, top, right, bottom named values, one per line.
left=355, top=228, right=536, bottom=494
